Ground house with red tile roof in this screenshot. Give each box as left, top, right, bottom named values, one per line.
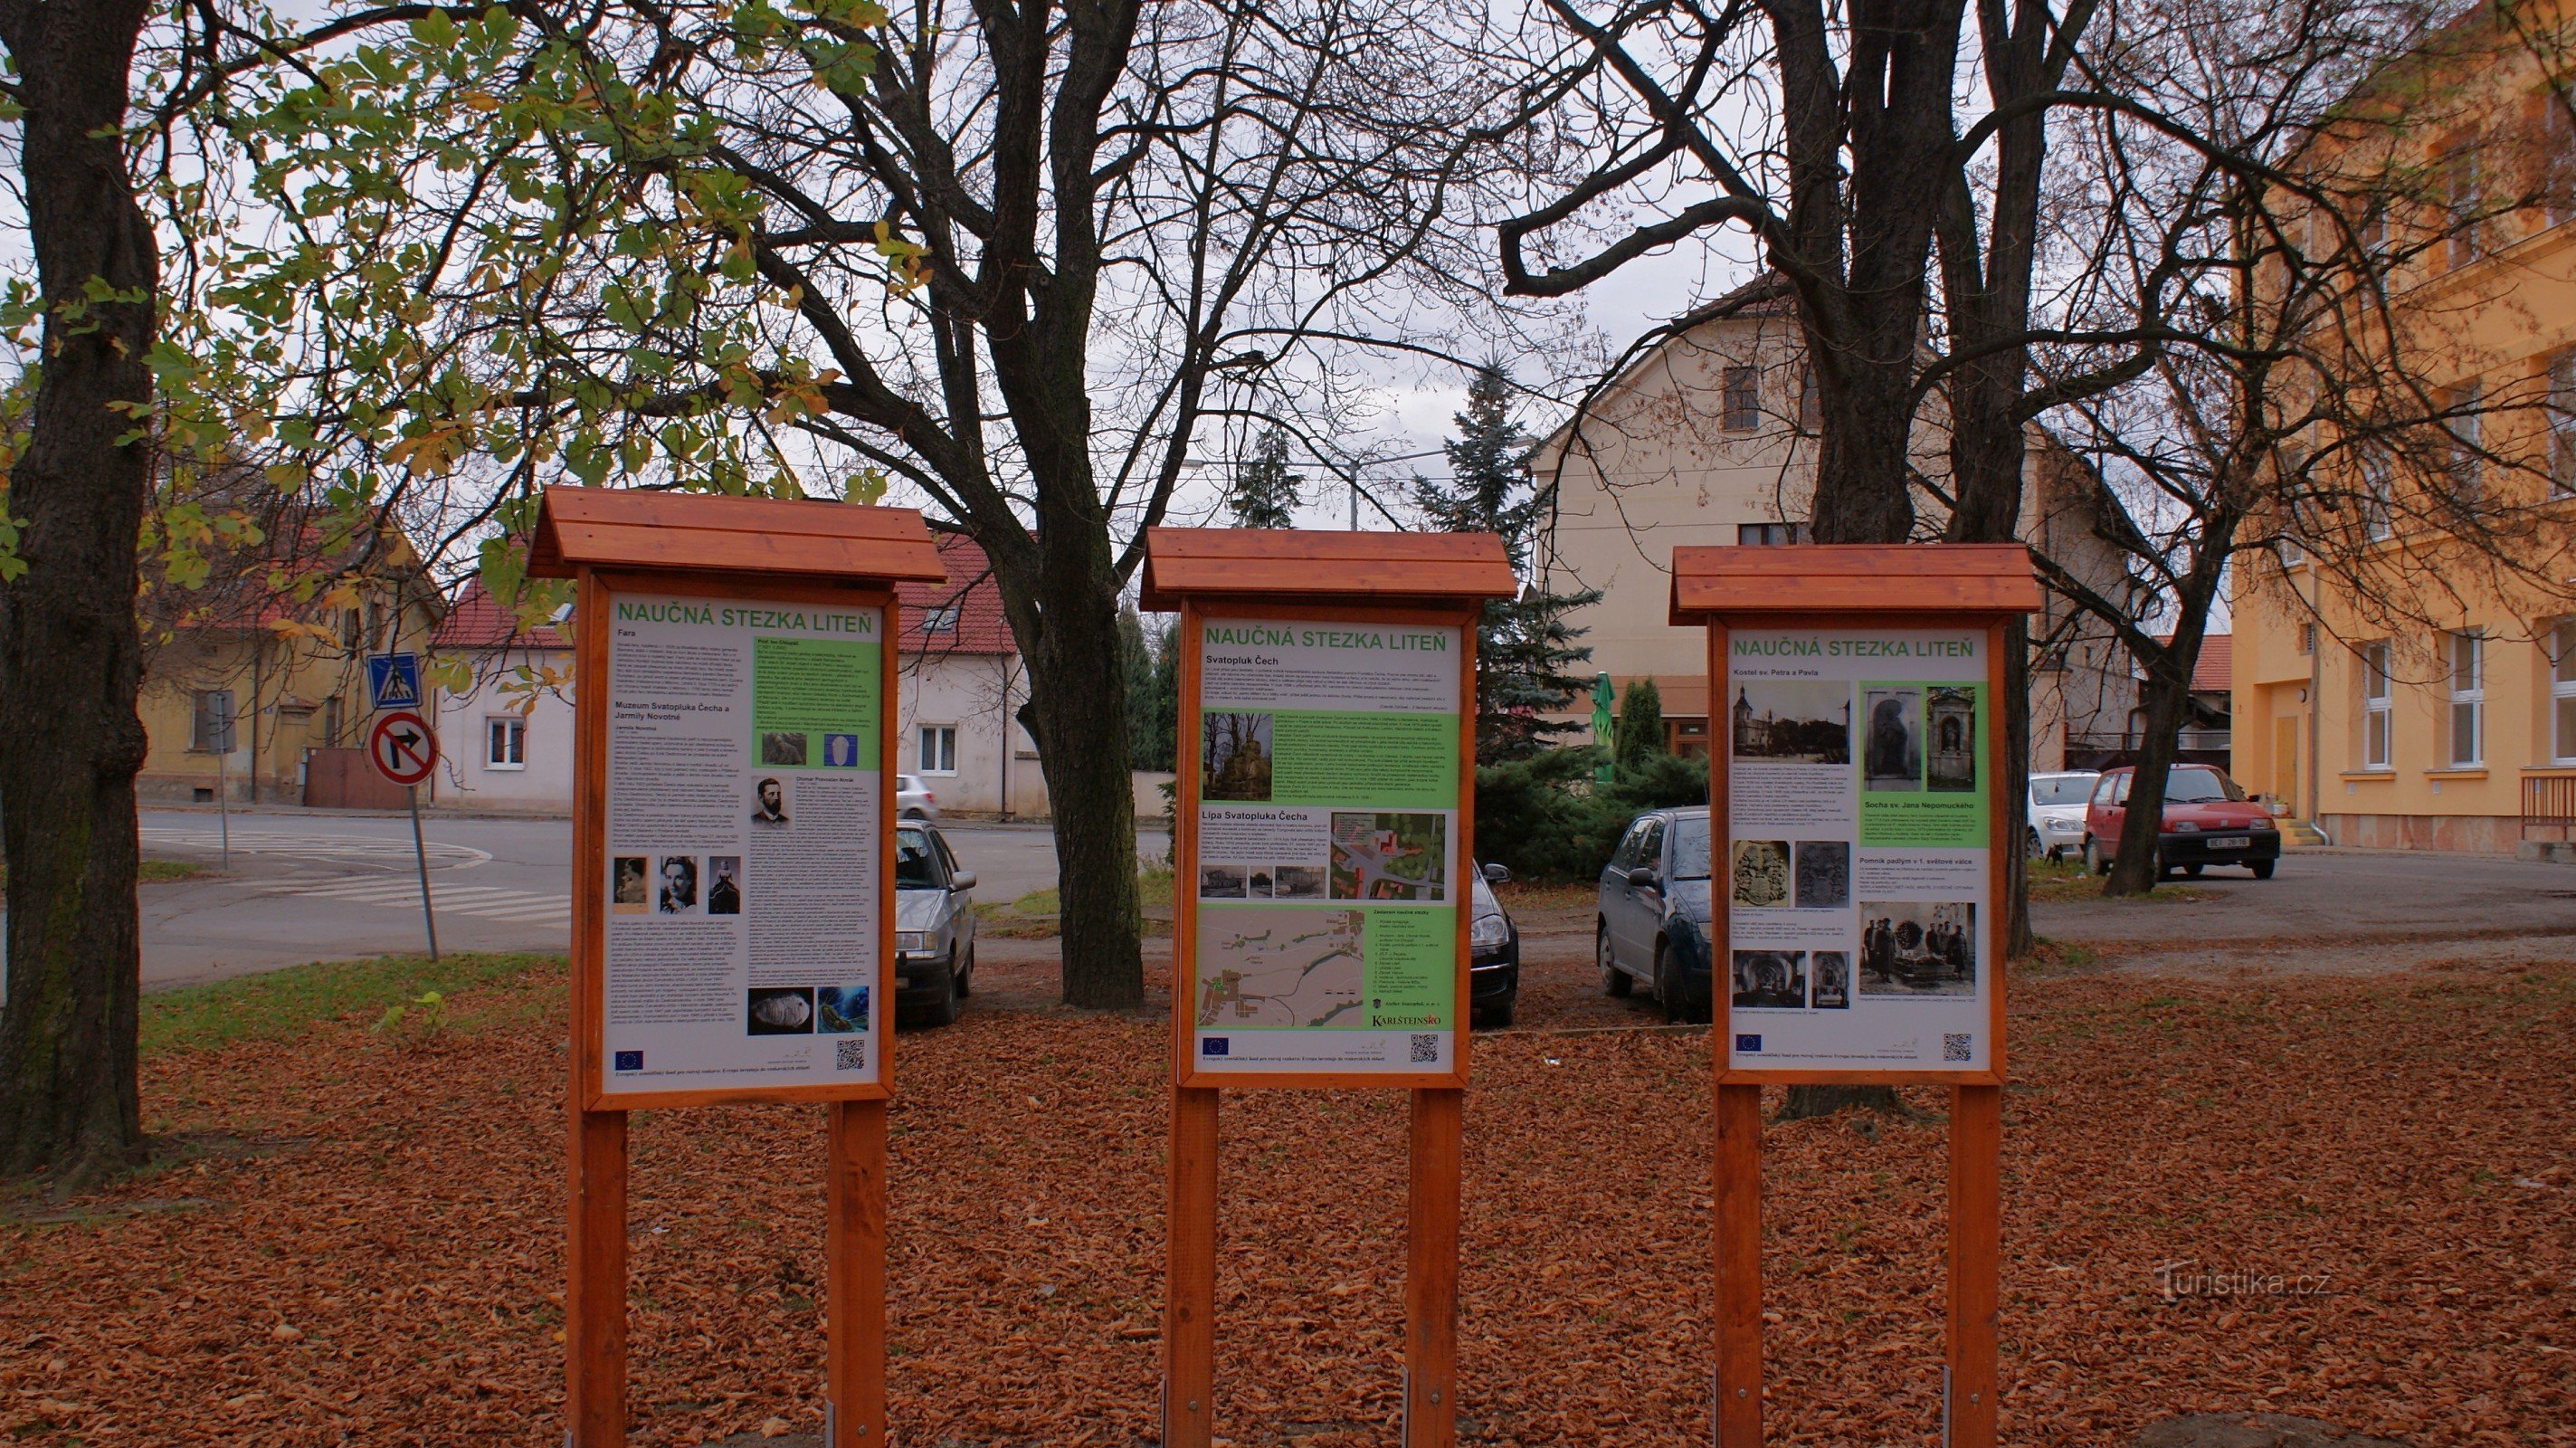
left=428, top=532, right=1045, bottom=815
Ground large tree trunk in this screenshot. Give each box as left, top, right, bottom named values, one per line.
left=2105, top=636, right=2205, bottom=898
left=0, top=0, right=159, bottom=1185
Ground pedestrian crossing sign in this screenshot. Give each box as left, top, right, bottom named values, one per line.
left=367, top=652, right=422, bottom=711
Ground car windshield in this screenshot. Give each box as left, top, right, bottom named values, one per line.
left=2163, top=767, right=2244, bottom=803
left=895, top=830, right=944, bottom=888
left=2030, top=776, right=2095, bottom=805
left=1669, top=814, right=1712, bottom=880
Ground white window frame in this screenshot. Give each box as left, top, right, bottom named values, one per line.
left=917, top=723, right=958, bottom=775
left=2360, top=448, right=2395, bottom=541
left=2448, top=630, right=2484, bottom=767
left=2362, top=642, right=2393, bottom=771
left=2552, top=622, right=2576, bottom=764
left=922, top=603, right=961, bottom=634
left=484, top=714, right=528, bottom=770
left=2448, top=383, right=2483, bottom=501
left=2446, top=144, right=2480, bottom=269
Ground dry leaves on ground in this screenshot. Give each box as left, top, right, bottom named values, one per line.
left=3, top=957, right=2571, bottom=1446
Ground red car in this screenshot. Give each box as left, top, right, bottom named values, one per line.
left=2081, top=764, right=2280, bottom=879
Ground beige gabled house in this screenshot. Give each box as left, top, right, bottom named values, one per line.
left=1530, top=273, right=2144, bottom=772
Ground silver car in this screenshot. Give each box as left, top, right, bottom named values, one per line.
left=2027, top=770, right=2100, bottom=860
left=897, top=772, right=940, bottom=820
left=895, top=822, right=977, bottom=1025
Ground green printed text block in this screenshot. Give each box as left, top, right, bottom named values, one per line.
left=1858, top=681, right=1987, bottom=848
left=753, top=638, right=881, bottom=767
left=1363, top=905, right=1456, bottom=1029
left=1270, top=710, right=1458, bottom=809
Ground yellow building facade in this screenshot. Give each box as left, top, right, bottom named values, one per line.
left=2234, top=5, right=2576, bottom=853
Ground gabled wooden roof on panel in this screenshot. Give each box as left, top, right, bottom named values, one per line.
left=1139, top=528, right=1517, bottom=611
left=526, top=486, right=947, bottom=584
left=1668, top=544, right=2042, bottom=623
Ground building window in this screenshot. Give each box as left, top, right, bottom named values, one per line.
left=485, top=716, right=527, bottom=770
left=917, top=724, right=957, bottom=775
left=191, top=689, right=236, bottom=752
left=2359, top=448, right=2394, bottom=540
left=2552, top=354, right=2576, bottom=496
left=922, top=603, right=960, bottom=634
left=1797, top=367, right=1820, bottom=432
left=2445, top=144, right=2480, bottom=269
left=2448, top=630, right=2484, bottom=767
left=2298, top=623, right=2315, bottom=655
left=2361, top=642, right=2392, bottom=770
left=2550, top=620, right=2576, bottom=763
left=1736, top=522, right=1806, bottom=546
left=2446, top=383, right=2482, bottom=500
left=1721, top=366, right=1760, bottom=432
left=2550, top=96, right=2576, bottom=228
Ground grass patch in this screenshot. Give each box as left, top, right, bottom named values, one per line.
left=2025, top=856, right=2210, bottom=904
left=0, top=857, right=199, bottom=891
left=143, top=952, right=562, bottom=1057
left=975, top=869, right=1174, bottom=939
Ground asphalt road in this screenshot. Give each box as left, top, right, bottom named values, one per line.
left=127, top=808, right=1166, bottom=991
left=2032, top=845, right=2576, bottom=948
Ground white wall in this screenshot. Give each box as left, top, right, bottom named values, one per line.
left=895, top=653, right=1050, bottom=816
left=431, top=651, right=577, bottom=813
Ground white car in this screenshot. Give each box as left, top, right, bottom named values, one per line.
left=897, top=773, right=939, bottom=820
left=2028, top=770, right=2100, bottom=860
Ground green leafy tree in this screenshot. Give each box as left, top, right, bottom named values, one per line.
left=209, top=0, right=1530, bottom=1012
left=1228, top=428, right=1302, bottom=530
left=1413, top=364, right=1597, bottom=762
left=1614, top=677, right=1665, bottom=772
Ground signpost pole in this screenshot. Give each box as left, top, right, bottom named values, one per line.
left=216, top=739, right=233, bottom=872
left=1163, top=1084, right=1219, bottom=1448
left=406, top=783, right=441, bottom=962
left=566, top=1106, right=628, bottom=1446
left=827, top=1100, right=888, bottom=1447
left=1402, top=1086, right=1462, bottom=1448
left=1713, top=1082, right=1763, bottom=1447
left=1946, top=1084, right=2001, bottom=1448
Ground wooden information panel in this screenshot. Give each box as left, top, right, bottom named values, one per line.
left=1142, top=529, right=1515, bottom=1448
left=529, top=487, right=946, bottom=1448
left=1670, top=543, right=2039, bottom=1448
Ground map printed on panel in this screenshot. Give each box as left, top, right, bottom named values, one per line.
left=1725, top=628, right=1991, bottom=1073
left=599, top=591, right=886, bottom=1095
left=1190, top=617, right=1462, bottom=1075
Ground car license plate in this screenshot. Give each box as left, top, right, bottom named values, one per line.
left=2207, top=836, right=2248, bottom=849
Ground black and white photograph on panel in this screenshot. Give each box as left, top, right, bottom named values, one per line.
left=1926, top=686, right=1978, bottom=793
left=1731, top=950, right=1809, bottom=1010
left=1729, top=681, right=1852, bottom=763
left=1731, top=839, right=1792, bottom=909
left=1793, top=840, right=1850, bottom=909
left=1857, top=902, right=1976, bottom=996
left=1861, top=687, right=1923, bottom=791
left=1809, top=951, right=1852, bottom=1009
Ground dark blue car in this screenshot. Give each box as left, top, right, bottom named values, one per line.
left=1595, top=807, right=1714, bottom=1023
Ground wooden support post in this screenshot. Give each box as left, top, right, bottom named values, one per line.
left=1164, top=1085, right=1221, bottom=1448
left=1403, top=1088, right=1463, bottom=1448
left=1713, top=1083, right=1763, bottom=1448
left=567, top=1106, right=628, bottom=1447
left=828, top=1100, right=888, bottom=1446
left=1946, top=1083, right=2001, bottom=1448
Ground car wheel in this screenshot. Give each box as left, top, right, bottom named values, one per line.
left=2249, top=860, right=2277, bottom=880
left=1656, top=943, right=1688, bottom=1025
left=2083, top=836, right=2108, bottom=875
left=902, top=806, right=927, bottom=820
left=915, top=957, right=958, bottom=1027
left=1599, top=923, right=1631, bottom=997
left=2025, top=826, right=2046, bottom=859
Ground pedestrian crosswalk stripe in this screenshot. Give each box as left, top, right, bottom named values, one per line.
left=265, top=878, right=567, bottom=927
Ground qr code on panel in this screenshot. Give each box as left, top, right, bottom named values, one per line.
left=1410, top=1034, right=1440, bottom=1064
left=1943, top=1033, right=1973, bottom=1063
left=835, top=1037, right=869, bottom=1072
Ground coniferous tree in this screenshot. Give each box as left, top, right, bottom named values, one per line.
left=1413, top=364, right=1599, bottom=762
left=1228, top=427, right=1304, bottom=529
left=1119, top=605, right=1168, bottom=771
left=1615, top=678, right=1666, bottom=770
